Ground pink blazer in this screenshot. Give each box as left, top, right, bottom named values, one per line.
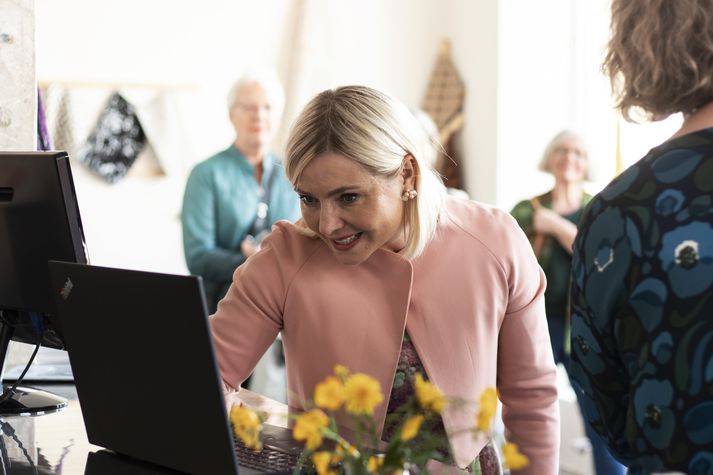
left=210, top=197, right=559, bottom=473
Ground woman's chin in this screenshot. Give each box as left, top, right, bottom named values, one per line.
left=332, top=250, right=369, bottom=266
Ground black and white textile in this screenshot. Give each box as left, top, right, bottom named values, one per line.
left=76, top=92, right=146, bottom=183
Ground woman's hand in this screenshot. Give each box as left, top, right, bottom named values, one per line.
left=532, top=208, right=578, bottom=253
left=532, top=208, right=562, bottom=235
left=241, top=238, right=260, bottom=257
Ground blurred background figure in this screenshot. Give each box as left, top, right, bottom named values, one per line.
left=182, top=71, right=300, bottom=313
left=182, top=71, right=300, bottom=401
left=569, top=0, right=713, bottom=473
left=511, top=130, right=625, bottom=475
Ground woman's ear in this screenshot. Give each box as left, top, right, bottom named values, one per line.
left=401, top=154, right=419, bottom=189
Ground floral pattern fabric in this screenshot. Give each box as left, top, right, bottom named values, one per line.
left=570, top=127, right=713, bottom=474
left=384, top=332, right=501, bottom=475
left=76, top=93, right=146, bottom=183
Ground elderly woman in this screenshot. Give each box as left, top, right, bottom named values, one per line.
left=182, top=71, right=300, bottom=313
left=511, top=131, right=590, bottom=365
left=210, top=85, right=559, bottom=474
left=569, top=1, right=713, bottom=473
left=511, top=132, right=625, bottom=475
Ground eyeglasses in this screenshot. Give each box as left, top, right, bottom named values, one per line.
left=553, top=146, right=586, bottom=159
left=233, top=102, right=272, bottom=114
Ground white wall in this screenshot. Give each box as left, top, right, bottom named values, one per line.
left=34, top=0, right=471, bottom=273
left=34, top=0, right=671, bottom=274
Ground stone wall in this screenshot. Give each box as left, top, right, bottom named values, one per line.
left=0, top=0, right=35, bottom=150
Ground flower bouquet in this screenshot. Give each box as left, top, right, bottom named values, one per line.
left=230, top=365, right=528, bottom=474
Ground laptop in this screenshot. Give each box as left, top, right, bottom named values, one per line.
left=48, top=261, right=302, bottom=475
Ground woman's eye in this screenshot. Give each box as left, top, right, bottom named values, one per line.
left=341, top=193, right=358, bottom=204
left=299, top=195, right=317, bottom=205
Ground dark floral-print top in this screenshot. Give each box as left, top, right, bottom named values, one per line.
left=569, top=127, right=713, bottom=475
left=382, top=332, right=501, bottom=475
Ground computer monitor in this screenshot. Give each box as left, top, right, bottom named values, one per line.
left=0, top=151, right=88, bottom=414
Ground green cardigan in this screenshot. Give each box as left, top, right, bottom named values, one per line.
left=510, top=191, right=591, bottom=320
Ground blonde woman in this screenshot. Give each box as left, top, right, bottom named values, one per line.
left=211, top=86, right=559, bottom=474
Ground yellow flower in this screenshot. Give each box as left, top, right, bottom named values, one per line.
left=413, top=374, right=445, bottom=414
left=367, top=455, right=384, bottom=473
left=502, top=442, right=529, bottom=470
left=476, top=387, right=498, bottom=432
left=334, top=364, right=350, bottom=379
left=314, top=376, right=345, bottom=411
left=400, top=414, right=424, bottom=441
left=293, top=409, right=329, bottom=450
left=230, top=405, right=262, bottom=451
left=312, top=451, right=337, bottom=475
left=330, top=449, right=344, bottom=464
left=336, top=440, right=360, bottom=458
left=344, top=373, right=384, bottom=416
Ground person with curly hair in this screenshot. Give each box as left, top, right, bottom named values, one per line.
left=569, top=1, right=713, bottom=473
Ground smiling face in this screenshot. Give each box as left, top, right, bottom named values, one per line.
left=295, top=152, right=415, bottom=265
left=547, top=135, right=588, bottom=184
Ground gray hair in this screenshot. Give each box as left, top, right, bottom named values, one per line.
left=538, top=130, right=590, bottom=180
left=226, top=70, right=285, bottom=116
left=285, top=86, right=447, bottom=259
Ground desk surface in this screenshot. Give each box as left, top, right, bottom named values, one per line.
left=0, top=384, right=291, bottom=475
left=0, top=384, right=90, bottom=474
left=0, top=384, right=190, bottom=474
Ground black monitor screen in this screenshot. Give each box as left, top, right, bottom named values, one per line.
left=0, top=151, right=88, bottom=349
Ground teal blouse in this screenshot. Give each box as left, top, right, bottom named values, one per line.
left=182, top=145, right=300, bottom=310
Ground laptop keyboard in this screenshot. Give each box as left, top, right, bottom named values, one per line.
left=235, top=440, right=302, bottom=472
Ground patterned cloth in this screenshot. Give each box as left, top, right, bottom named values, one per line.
left=76, top=93, right=146, bottom=183
left=383, top=332, right=501, bottom=475
left=44, top=85, right=77, bottom=156
left=570, top=127, right=713, bottom=474
left=37, top=88, right=52, bottom=151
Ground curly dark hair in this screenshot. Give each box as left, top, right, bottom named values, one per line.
left=604, top=0, right=713, bottom=121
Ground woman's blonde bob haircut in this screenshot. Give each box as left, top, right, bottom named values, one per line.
left=604, top=0, right=713, bottom=121
left=285, top=86, right=447, bottom=260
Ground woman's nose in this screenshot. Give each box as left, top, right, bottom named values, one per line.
left=319, top=205, right=343, bottom=236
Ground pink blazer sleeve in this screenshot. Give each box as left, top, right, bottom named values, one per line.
left=209, top=222, right=310, bottom=392
left=497, top=214, right=560, bottom=474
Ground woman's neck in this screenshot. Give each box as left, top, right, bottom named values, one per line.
left=671, top=100, right=713, bottom=139
left=550, top=181, right=583, bottom=215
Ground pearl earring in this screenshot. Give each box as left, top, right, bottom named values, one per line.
left=401, top=189, right=418, bottom=201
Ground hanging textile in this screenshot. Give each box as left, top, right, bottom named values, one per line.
left=129, top=91, right=194, bottom=177
left=421, top=38, right=466, bottom=189
left=76, top=92, right=146, bottom=184
left=37, top=88, right=52, bottom=151
left=52, top=87, right=77, bottom=156
left=42, top=84, right=79, bottom=156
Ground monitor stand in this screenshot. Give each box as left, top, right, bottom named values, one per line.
left=0, top=322, right=67, bottom=415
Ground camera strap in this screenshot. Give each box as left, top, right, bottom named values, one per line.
left=248, top=162, right=277, bottom=237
